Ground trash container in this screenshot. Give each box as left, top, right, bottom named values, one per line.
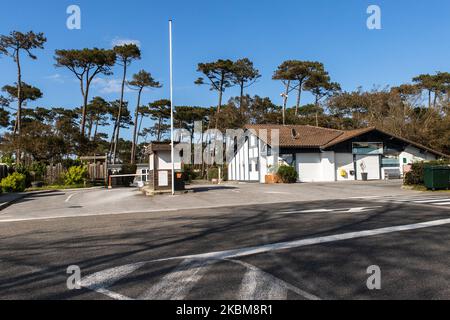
left=424, top=166, right=450, bottom=190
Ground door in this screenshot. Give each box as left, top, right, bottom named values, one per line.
left=297, top=153, right=322, bottom=182
left=356, top=155, right=380, bottom=180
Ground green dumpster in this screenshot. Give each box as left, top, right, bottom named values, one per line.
left=424, top=166, right=450, bottom=190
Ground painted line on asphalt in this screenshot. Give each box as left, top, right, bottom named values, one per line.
left=149, top=217, right=450, bottom=263
left=80, top=261, right=146, bottom=298
left=413, top=198, right=450, bottom=204
left=138, top=259, right=212, bottom=300
left=435, top=202, right=450, bottom=206
left=0, top=195, right=431, bottom=223
left=231, top=259, right=318, bottom=300
left=65, top=194, right=76, bottom=203
left=278, top=206, right=382, bottom=214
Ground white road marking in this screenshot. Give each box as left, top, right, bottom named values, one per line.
left=435, top=202, right=450, bottom=206
left=80, top=217, right=450, bottom=300
left=265, top=192, right=290, bottom=194
left=348, top=196, right=384, bottom=199
left=232, top=260, right=319, bottom=301
left=238, top=268, right=287, bottom=300
left=279, top=206, right=382, bottom=214
left=138, top=259, right=212, bottom=300
left=150, top=217, right=450, bottom=263
left=80, top=262, right=146, bottom=300
left=65, top=194, right=76, bottom=203
left=96, top=288, right=133, bottom=300
left=413, top=198, right=450, bottom=203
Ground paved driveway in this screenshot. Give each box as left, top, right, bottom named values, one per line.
left=0, top=180, right=431, bottom=222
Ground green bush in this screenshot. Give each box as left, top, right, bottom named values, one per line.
left=1, top=172, right=27, bottom=193
left=15, top=165, right=32, bottom=187
left=183, top=165, right=199, bottom=182
left=207, top=167, right=219, bottom=180
left=64, top=166, right=88, bottom=186
left=277, top=165, right=298, bottom=183
left=121, top=164, right=137, bottom=175
left=404, top=160, right=450, bottom=186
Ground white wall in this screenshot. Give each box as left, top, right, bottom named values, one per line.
left=228, top=134, right=261, bottom=182
left=321, top=151, right=336, bottom=182
left=157, top=151, right=181, bottom=170
left=399, top=146, right=437, bottom=175
left=356, top=155, right=380, bottom=180
left=336, top=153, right=354, bottom=181
left=297, top=153, right=322, bottom=182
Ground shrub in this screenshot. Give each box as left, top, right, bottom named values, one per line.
left=121, top=164, right=137, bottom=175
left=29, top=162, right=47, bottom=182
left=207, top=167, right=219, bottom=180
left=404, top=160, right=450, bottom=186
left=277, top=165, right=298, bottom=184
left=1, top=172, right=27, bottom=193
left=64, top=166, right=88, bottom=186
left=183, top=165, right=199, bottom=182
left=15, top=165, right=32, bottom=187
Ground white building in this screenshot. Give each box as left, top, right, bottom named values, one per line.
left=228, top=125, right=447, bottom=183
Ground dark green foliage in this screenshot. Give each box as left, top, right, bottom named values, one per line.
left=55, top=48, right=117, bottom=137
left=207, top=167, right=219, bottom=180
left=183, top=165, right=200, bottom=182
left=404, top=161, right=450, bottom=186
left=121, top=164, right=137, bottom=174
left=277, top=165, right=298, bottom=183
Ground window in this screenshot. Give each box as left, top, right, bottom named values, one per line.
left=249, top=163, right=253, bottom=172
left=352, top=142, right=383, bottom=155
left=381, top=157, right=400, bottom=168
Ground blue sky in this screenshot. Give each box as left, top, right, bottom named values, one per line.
left=1, top=0, right=450, bottom=139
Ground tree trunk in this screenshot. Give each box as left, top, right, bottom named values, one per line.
left=131, top=88, right=143, bottom=164
left=87, top=116, right=93, bottom=140
left=282, top=81, right=290, bottom=125
left=14, top=50, right=22, bottom=135
left=433, top=91, right=438, bottom=109
left=14, top=49, right=22, bottom=164
left=428, top=90, right=432, bottom=109
left=315, top=96, right=320, bottom=127
left=109, top=115, right=118, bottom=156
left=239, top=82, right=244, bottom=115
left=93, top=119, right=99, bottom=140
left=157, top=116, right=162, bottom=141
left=215, top=73, right=225, bottom=130
left=295, top=80, right=303, bottom=116
left=137, top=113, right=144, bottom=144
left=113, top=63, right=127, bottom=163
left=80, top=76, right=89, bottom=137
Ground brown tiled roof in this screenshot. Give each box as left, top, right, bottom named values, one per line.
left=245, top=124, right=449, bottom=157
left=245, top=124, right=348, bottom=148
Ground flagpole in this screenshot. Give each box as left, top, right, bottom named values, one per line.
left=169, top=20, right=175, bottom=196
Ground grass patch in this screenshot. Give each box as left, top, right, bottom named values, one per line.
left=26, top=184, right=96, bottom=192
left=404, top=184, right=450, bottom=192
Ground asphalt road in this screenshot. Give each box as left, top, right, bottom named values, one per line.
left=1, top=194, right=450, bottom=300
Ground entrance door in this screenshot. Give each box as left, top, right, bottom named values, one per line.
left=297, top=153, right=322, bottom=182
left=356, top=155, right=380, bottom=180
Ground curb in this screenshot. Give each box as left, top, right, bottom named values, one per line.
left=0, top=193, right=28, bottom=211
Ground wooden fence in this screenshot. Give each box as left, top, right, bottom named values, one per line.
left=45, top=163, right=65, bottom=185
left=44, top=162, right=108, bottom=185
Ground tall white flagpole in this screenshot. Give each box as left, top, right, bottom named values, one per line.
left=169, top=20, right=175, bottom=196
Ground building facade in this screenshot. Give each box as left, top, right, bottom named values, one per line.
left=228, top=125, right=447, bottom=183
